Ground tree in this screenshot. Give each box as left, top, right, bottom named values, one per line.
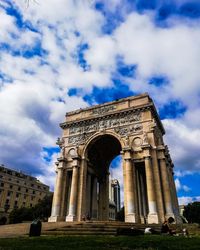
left=9, top=194, right=53, bottom=224
left=9, top=207, right=34, bottom=224
left=183, top=202, right=200, bottom=223
left=33, top=194, right=53, bottom=221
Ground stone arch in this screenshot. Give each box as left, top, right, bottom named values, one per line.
left=49, top=94, right=181, bottom=224
left=82, top=130, right=125, bottom=158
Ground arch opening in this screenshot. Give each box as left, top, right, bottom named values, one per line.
left=85, top=134, right=123, bottom=221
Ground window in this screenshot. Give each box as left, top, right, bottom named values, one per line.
left=24, top=195, right=27, bottom=199
left=31, top=196, right=34, bottom=200
left=9, top=185, right=13, bottom=189
left=26, top=188, right=28, bottom=193
left=32, top=190, right=35, bottom=194
left=16, top=193, right=20, bottom=198
left=18, top=187, right=21, bottom=191
left=31, top=184, right=34, bottom=187
left=30, top=203, right=32, bottom=207
left=0, top=182, right=4, bottom=187
left=7, top=191, right=12, bottom=197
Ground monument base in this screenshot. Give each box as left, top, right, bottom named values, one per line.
left=147, top=213, right=159, bottom=224
left=125, top=213, right=136, bottom=223
left=48, top=216, right=65, bottom=222
left=66, top=215, right=76, bottom=222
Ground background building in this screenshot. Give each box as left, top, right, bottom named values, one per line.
left=0, top=164, right=50, bottom=221
left=109, top=178, right=121, bottom=220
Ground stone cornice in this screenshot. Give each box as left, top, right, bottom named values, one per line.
left=65, top=93, right=149, bottom=116
left=60, top=104, right=147, bottom=129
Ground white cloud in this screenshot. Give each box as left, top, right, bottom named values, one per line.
left=1, top=1, right=200, bottom=195
left=175, top=178, right=191, bottom=193
left=178, top=196, right=200, bottom=206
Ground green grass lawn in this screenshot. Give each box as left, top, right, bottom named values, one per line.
left=0, top=235, right=200, bottom=250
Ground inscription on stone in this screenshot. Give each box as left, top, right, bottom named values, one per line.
left=92, top=105, right=116, bottom=115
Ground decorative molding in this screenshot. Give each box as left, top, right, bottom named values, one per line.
left=91, top=105, right=116, bottom=115
left=68, top=111, right=141, bottom=136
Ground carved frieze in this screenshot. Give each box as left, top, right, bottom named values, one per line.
left=114, top=123, right=143, bottom=136
left=69, top=111, right=141, bottom=135
left=68, top=132, right=95, bottom=145
left=66, top=111, right=142, bottom=145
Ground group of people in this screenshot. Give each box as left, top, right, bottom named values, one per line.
left=144, top=217, right=189, bottom=237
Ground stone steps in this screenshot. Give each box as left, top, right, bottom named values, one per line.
left=42, top=222, right=161, bottom=236
left=0, top=221, right=162, bottom=237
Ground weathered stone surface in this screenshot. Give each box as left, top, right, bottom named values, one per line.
left=49, top=94, right=181, bottom=224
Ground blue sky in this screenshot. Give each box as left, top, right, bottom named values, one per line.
left=0, top=0, right=200, bottom=205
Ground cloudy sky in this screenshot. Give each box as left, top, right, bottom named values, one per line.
left=0, top=0, right=200, bottom=206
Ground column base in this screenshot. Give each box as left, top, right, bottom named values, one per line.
left=125, top=213, right=136, bottom=223
left=147, top=213, right=159, bottom=224
left=139, top=216, right=146, bottom=224
left=48, top=216, right=65, bottom=222
left=66, top=215, right=77, bottom=222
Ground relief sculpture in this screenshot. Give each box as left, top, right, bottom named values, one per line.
left=69, top=111, right=141, bottom=136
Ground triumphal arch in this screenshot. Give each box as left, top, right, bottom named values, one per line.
left=49, top=93, right=180, bottom=224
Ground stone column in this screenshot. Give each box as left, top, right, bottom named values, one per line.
left=140, top=172, right=147, bottom=223
left=168, top=166, right=182, bottom=223
left=124, top=150, right=136, bottom=223
left=98, top=179, right=103, bottom=220
left=151, top=149, right=165, bottom=222
left=60, top=169, right=68, bottom=217
left=91, top=176, right=98, bottom=219
left=48, top=162, right=64, bottom=222
left=86, top=172, right=92, bottom=217
left=144, top=156, right=159, bottom=223
left=160, top=158, right=174, bottom=218
left=66, top=160, right=79, bottom=221
left=77, top=157, right=87, bottom=221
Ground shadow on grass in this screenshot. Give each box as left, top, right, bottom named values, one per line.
left=0, top=235, right=200, bottom=250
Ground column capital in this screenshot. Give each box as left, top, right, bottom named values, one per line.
left=121, top=147, right=133, bottom=159
left=72, top=157, right=81, bottom=167
left=144, top=155, right=151, bottom=160
left=57, top=157, right=68, bottom=162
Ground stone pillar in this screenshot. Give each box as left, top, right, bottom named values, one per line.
left=60, top=169, right=68, bottom=217
left=140, top=172, right=147, bottom=223
left=144, top=156, right=159, bottom=224
left=160, top=158, right=174, bottom=218
left=77, top=158, right=87, bottom=221
left=98, top=179, right=103, bottom=220
left=48, top=162, right=65, bottom=222
left=151, top=149, right=165, bottom=222
left=91, top=176, right=98, bottom=219
left=66, top=160, right=79, bottom=221
left=124, top=150, right=136, bottom=223
left=86, top=172, right=92, bottom=217
left=168, top=166, right=182, bottom=223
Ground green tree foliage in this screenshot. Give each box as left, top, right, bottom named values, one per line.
left=33, top=194, right=53, bottom=221
left=9, top=194, right=53, bottom=224
left=183, top=202, right=200, bottom=223
left=9, top=207, right=34, bottom=224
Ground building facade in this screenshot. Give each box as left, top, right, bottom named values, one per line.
left=49, top=93, right=181, bottom=224
left=109, top=179, right=121, bottom=220
left=0, top=164, right=50, bottom=220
